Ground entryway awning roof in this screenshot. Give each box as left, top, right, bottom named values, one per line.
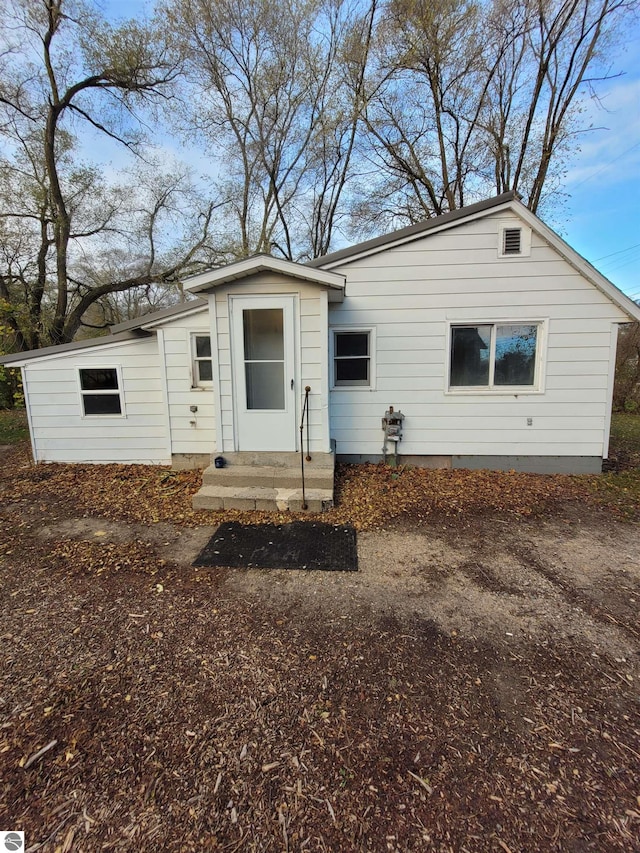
left=183, top=254, right=345, bottom=301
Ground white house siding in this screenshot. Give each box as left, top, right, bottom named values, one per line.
left=328, top=210, right=627, bottom=469
left=157, top=310, right=216, bottom=459
left=24, top=337, right=169, bottom=464
left=209, top=275, right=328, bottom=454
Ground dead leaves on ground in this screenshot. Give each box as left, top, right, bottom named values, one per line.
left=2, top=443, right=640, bottom=852
left=1, top=444, right=638, bottom=531
left=327, top=463, right=589, bottom=529
left=1, top=446, right=202, bottom=525
left=47, top=539, right=166, bottom=579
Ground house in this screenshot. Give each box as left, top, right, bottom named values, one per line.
left=2, top=192, right=638, bottom=511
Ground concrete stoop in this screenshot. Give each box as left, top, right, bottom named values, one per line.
left=192, top=451, right=335, bottom=512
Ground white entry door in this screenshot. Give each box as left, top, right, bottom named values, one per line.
left=231, top=295, right=297, bottom=451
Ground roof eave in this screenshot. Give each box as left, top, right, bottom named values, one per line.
left=309, top=192, right=519, bottom=269
left=108, top=298, right=208, bottom=334
left=0, top=328, right=152, bottom=367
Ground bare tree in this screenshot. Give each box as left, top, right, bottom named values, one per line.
left=494, top=0, right=636, bottom=213
left=295, top=0, right=378, bottom=258
left=1, top=0, right=635, bottom=352
left=0, top=0, right=221, bottom=351
left=170, top=0, right=375, bottom=259
left=355, top=0, right=637, bottom=229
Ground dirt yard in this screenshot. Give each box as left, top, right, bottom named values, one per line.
left=1, top=445, right=639, bottom=852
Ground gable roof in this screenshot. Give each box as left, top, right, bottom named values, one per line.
left=2, top=193, right=638, bottom=367
left=308, top=192, right=520, bottom=269
left=184, top=254, right=345, bottom=300
left=310, top=191, right=640, bottom=323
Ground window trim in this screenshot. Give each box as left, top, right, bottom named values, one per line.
left=191, top=332, right=213, bottom=388
left=330, top=327, right=376, bottom=391
left=77, top=365, right=126, bottom=418
left=445, top=320, right=547, bottom=395
left=498, top=223, right=531, bottom=258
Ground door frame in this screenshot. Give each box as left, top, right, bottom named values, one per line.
left=229, top=293, right=298, bottom=451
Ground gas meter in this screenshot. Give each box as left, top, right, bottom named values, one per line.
left=382, top=406, right=404, bottom=464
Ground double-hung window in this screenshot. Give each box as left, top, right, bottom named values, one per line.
left=333, top=330, right=373, bottom=388
left=78, top=367, right=124, bottom=416
left=192, top=334, right=213, bottom=387
left=449, top=323, right=541, bottom=391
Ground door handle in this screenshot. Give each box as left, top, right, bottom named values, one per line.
left=290, top=379, right=294, bottom=390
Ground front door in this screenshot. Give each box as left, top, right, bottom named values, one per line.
left=231, top=295, right=297, bottom=451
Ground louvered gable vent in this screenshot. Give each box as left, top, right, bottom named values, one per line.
left=503, top=228, right=522, bottom=255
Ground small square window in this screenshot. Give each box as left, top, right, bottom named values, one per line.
left=192, top=334, right=213, bottom=386
left=79, top=367, right=123, bottom=416
left=333, top=330, right=372, bottom=387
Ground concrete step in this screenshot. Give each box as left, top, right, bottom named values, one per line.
left=192, top=485, right=334, bottom=512
left=192, top=450, right=335, bottom=512
left=213, top=450, right=334, bottom=468
left=201, top=464, right=334, bottom=490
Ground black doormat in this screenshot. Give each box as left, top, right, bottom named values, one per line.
left=193, top=521, right=358, bottom=572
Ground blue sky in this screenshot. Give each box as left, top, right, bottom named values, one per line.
left=557, top=21, right=640, bottom=301
left=98, top=0, right=640, bottom=300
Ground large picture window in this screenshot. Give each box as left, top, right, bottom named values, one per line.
left=333, top=330, right=372, bottom=387
left=78, top=367, right=124, bottom=415
left=449, top=323, right=540, bottom=390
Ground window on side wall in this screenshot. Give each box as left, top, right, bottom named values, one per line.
left=192, top=334, right=213, bottom=387
left=333, top=329, right=373, bottom=388
left=78, top=367, right=124, bottom=416
left=449, top=323, right=541, bottom=391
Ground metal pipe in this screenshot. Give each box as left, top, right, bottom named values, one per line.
left=299, top=386, right=311, bottom=510
left=305, top=385, right=311, bottom=462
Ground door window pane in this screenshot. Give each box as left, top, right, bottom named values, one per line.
left=243, top=308, right=285, bottom=409
left=243, top=309, right=284, bottom=360
left=245, top=362, right=285, bottom=409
